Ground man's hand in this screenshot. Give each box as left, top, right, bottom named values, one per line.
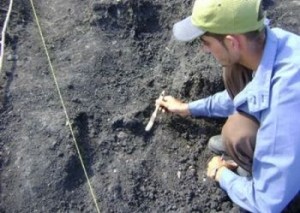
left=207, top=156, right=238, bottom=182
left=155, top=96, right=190, bottom=117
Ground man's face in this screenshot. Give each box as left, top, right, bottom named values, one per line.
left=200, top=35, right=238, bottom=67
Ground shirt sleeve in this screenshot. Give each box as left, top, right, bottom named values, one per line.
left=188, top=90, right=234, bottom=117
left=219, top=65, right=300, bottom=213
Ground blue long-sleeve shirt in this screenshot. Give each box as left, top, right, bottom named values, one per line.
left=188, top=27, right=300, bottom=212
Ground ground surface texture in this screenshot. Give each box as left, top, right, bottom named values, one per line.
left=0, top=0, right=300, bottom=212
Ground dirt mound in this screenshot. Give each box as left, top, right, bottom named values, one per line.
left=0, top=0, right=300, bottom=212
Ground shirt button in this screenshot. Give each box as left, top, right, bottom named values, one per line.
left=252, top=96, right=256, bottom=105
left=261, top=95, right=265, bottom=103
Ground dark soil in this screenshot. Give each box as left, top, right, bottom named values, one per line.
left=0, top=0, right=300, bottom=212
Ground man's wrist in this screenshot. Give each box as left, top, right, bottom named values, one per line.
left=215, top=166, right=226, bottom=182
left=177, top=103, right=190, bottom=116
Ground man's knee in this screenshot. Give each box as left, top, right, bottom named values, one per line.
left=222, top=112, right=259, bottom=143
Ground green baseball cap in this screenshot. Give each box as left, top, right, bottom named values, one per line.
left=173, top=0, right=266, bottom=41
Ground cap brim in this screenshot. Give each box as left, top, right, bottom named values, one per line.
left=173, top=16, right=206, bottom=42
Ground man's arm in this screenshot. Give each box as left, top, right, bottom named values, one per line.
left=156, top=90, right=234, bottom=118
left=188, top=90, right=234, bottom=117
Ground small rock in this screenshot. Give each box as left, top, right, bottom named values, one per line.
left=67, top=84, right=74, bottom=89
left=57, top=152, right=64, bottom=158
left=177, top=171, right=181, bottom=179
left=71, top=98, right=81, bottom=103
left=7, top=54, right=18, bottom=61
left=117, top=131, right=127, bottom=140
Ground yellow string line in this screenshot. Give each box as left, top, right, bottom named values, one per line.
left=29, top=1, right=101, bottom=212
left=0, top=0, right=14, bottom=74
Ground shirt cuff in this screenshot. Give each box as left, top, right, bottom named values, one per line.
left=188, top=100, right=207, bottom=117
left=219, top=168, right=239, bottom=190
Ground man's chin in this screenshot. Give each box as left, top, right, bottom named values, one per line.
left=221, top=62, right=237, bottom=68
left=221, top=64, right=230, bottom=68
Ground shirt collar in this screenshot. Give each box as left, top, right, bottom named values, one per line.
left=253, top=27, right=278, bottom=94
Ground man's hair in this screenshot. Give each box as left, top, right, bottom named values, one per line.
left=243, top=28, right=266, bottom=42
left=205, top=27, right=265, bottom=45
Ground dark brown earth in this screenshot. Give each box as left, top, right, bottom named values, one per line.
left=0, top=0, right=300, bottom=212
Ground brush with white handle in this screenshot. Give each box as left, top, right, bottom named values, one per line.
left=145, top=91, right=165, bottom=131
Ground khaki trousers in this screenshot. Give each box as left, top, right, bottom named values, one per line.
left=222, top=112, right=259, bottom=173
left=221, top=64, right=259, bottom=173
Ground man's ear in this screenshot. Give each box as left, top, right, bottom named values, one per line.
left=224, top=35, right=241, bottom=51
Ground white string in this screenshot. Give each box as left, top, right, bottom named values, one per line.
left=0, top=0, right=14, bottom=74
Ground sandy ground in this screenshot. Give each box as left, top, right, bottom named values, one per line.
left=0, top=0, right=300, bottom=212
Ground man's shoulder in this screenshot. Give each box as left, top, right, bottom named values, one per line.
left=270, top=27, right=300, bottom=65
left=271, top=27, right=300, bottom=38
left=271, top=27, right=300, bottom=47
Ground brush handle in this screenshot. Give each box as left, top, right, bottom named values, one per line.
left=145, top=91, right=165, bottom=131
left=145, top=105, right=159, bottom=131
